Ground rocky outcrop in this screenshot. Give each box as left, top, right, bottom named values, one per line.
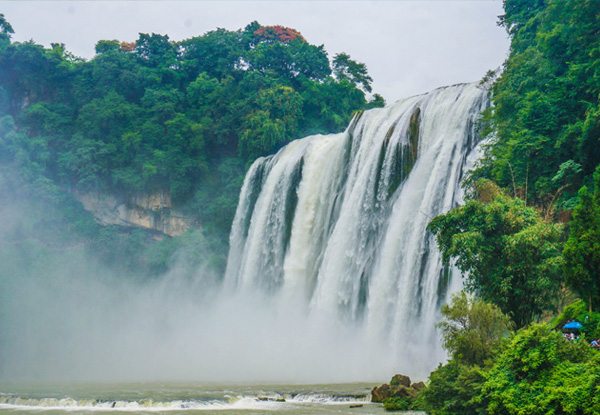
left=371, top=374, right=424, bottom=403
left=75, top=191, right=195, bottom=237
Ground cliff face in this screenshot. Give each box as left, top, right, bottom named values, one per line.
left=75, top=191, right=194, bottom=237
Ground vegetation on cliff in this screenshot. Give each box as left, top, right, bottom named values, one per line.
left=0, top=17, right=383, bottom=274
left=428, top=180, right=564, bottom=328
left=415, top=1, right=600, bottom=413
left=474, top=0, right=600, bottom=209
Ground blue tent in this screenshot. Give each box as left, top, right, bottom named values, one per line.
left=563, top=321, right=583, bottom=330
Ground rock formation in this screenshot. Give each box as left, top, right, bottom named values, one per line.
left=75, top=190, right=195, bottom=237
left=371, top=374, right=424, bottom=403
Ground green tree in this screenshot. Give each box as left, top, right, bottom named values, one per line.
left=474, top=0, right=600, bottom=206
left=482, top=324, right=600, bottom=415
left=238, top=85, right=303, bottom=160
left=0, top=20, right=384, bottom=272
left=419, top=361, right=489, bottom=415
left=428, top=180, right=564, bottom=328
left=563, top=166, right=600, bottom=311
left=0, top=13, right=14, bottom=38
left=438, top=291, right=514, bottom=366
left=332, top=52, right=373, bottom=93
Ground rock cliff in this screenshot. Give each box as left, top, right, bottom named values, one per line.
left=75, top=191, right=194, bottom=237
left=371, top=374, right=425, bottom=403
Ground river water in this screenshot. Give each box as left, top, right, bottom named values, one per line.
left=0, top=382, right=425, bottom=415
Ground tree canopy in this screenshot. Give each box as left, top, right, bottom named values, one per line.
left=474, top=0, right=600, bottom=209
left=0, top=20, right=384, bottom=245
left=428, top=180, right=564, bottom=328
left=438, top=291, right=514, bottom=366
left=563, top=166, right=600, bottom=311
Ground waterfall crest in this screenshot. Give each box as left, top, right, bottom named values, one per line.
left=225, top=83, right=487, bottom=377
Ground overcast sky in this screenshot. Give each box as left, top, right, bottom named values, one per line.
left=1, top=1, right=510, bottom=103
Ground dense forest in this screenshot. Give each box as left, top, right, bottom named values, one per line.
left=0, top=17, right=383, bottom=273
left=383, top=1, right=600, bottom=413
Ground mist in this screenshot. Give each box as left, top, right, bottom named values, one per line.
left=0, top=193, right=401, bottom=384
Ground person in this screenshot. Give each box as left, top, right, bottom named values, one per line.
left=591, top=339, right=600, bottom=350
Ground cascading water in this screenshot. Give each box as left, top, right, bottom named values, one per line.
left=225, top=82, right=487, bottom=378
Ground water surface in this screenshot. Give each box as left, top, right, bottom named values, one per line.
left=0, top=382, right=424, bottom=415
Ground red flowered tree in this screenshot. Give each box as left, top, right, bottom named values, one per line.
left=253, top=25, right=306, bottom=44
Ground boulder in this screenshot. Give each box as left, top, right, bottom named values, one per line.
left=390, top=374, right=411, bottom=387
left=371, top=383, right=392, bottom=402
left=411, top=381, right=426, bottom=391
left=371, top=374, right=423, bottom=403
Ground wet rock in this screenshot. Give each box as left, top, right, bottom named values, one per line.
left=371, top=374, right=422, bottom=403
left=390, top=374, right=411, bottom=388
left=371, top=383, right=392, bottom=402
left=411, top=381, right=426, bottom=391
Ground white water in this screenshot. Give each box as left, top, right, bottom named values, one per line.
left=225, top=83, right=487, bottom=378
left=0, top=383, right=374, bottom=413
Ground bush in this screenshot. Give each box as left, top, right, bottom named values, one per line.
left=383, top=397, right=413, bottom=411
left=419, top=361, right=488, bottom=415
left=482, top=324, right=600, bottom=415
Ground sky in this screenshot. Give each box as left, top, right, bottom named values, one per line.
left=1, top=0, right=510, bottom=103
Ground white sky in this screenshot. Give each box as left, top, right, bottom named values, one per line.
left=1, top=0, right=510, bottom=103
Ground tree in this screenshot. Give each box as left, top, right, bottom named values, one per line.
left=238, top=85, right=303, bottom=160
left=438, top=291, right=514, bottom=366
left=135, top=33, right=176, bottom=69
left=474, top=0, right=600, bottom=206
left=332, top=52, right=373, bottom=93
left=481, top=324, right=600, bottom=415
left=253, top=25, right=305, bottom=44
left=0, top=13, right=14, bottom=38
left=95, top=40, right=120, bottom=55
left=0, top=20, right=384, bottom=270
left=563, top=166, right=600, bottom=311
left=427, top=180, right=564, bottom=328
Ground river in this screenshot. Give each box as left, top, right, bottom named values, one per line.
left=0, top=382, right=427, bottom=415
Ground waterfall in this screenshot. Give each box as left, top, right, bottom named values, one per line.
left=225, top=83, right=487, bottom=378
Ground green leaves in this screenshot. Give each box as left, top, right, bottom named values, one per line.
left=428, top=180, right=564, bottom=328
left=0, top=17, right=384, bottom=259
left=332, top=52, right=373, bottom=93
left=482, top=324, right=600, bottom=415
left=438, top=292, right=514, bottom=366
left=477, top=0, right=600, bottom=204
left=563, top=166, right=600, bottom=309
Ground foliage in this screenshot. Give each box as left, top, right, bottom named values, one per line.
left=438, top=291, right=514, bottom=366
left=482, top=324, right=600, bottom=415
left=474, top=0, right=600, bottom=208
left=423, top=322, right=600, bottom=415
left=428, top=180, right=565, bottom=328
left=383, top=396, right=414, bottom=411
left=418, top=292, right=512, bottom=414
left=253, top=25, right=305, bottom=44
left=423, top=2, right=600, bottom=413
left=420, top=361, right=489, bottom=415
left=0, top=18, right=384, bottom=270
left=563, top=166, right=600, bottom=310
